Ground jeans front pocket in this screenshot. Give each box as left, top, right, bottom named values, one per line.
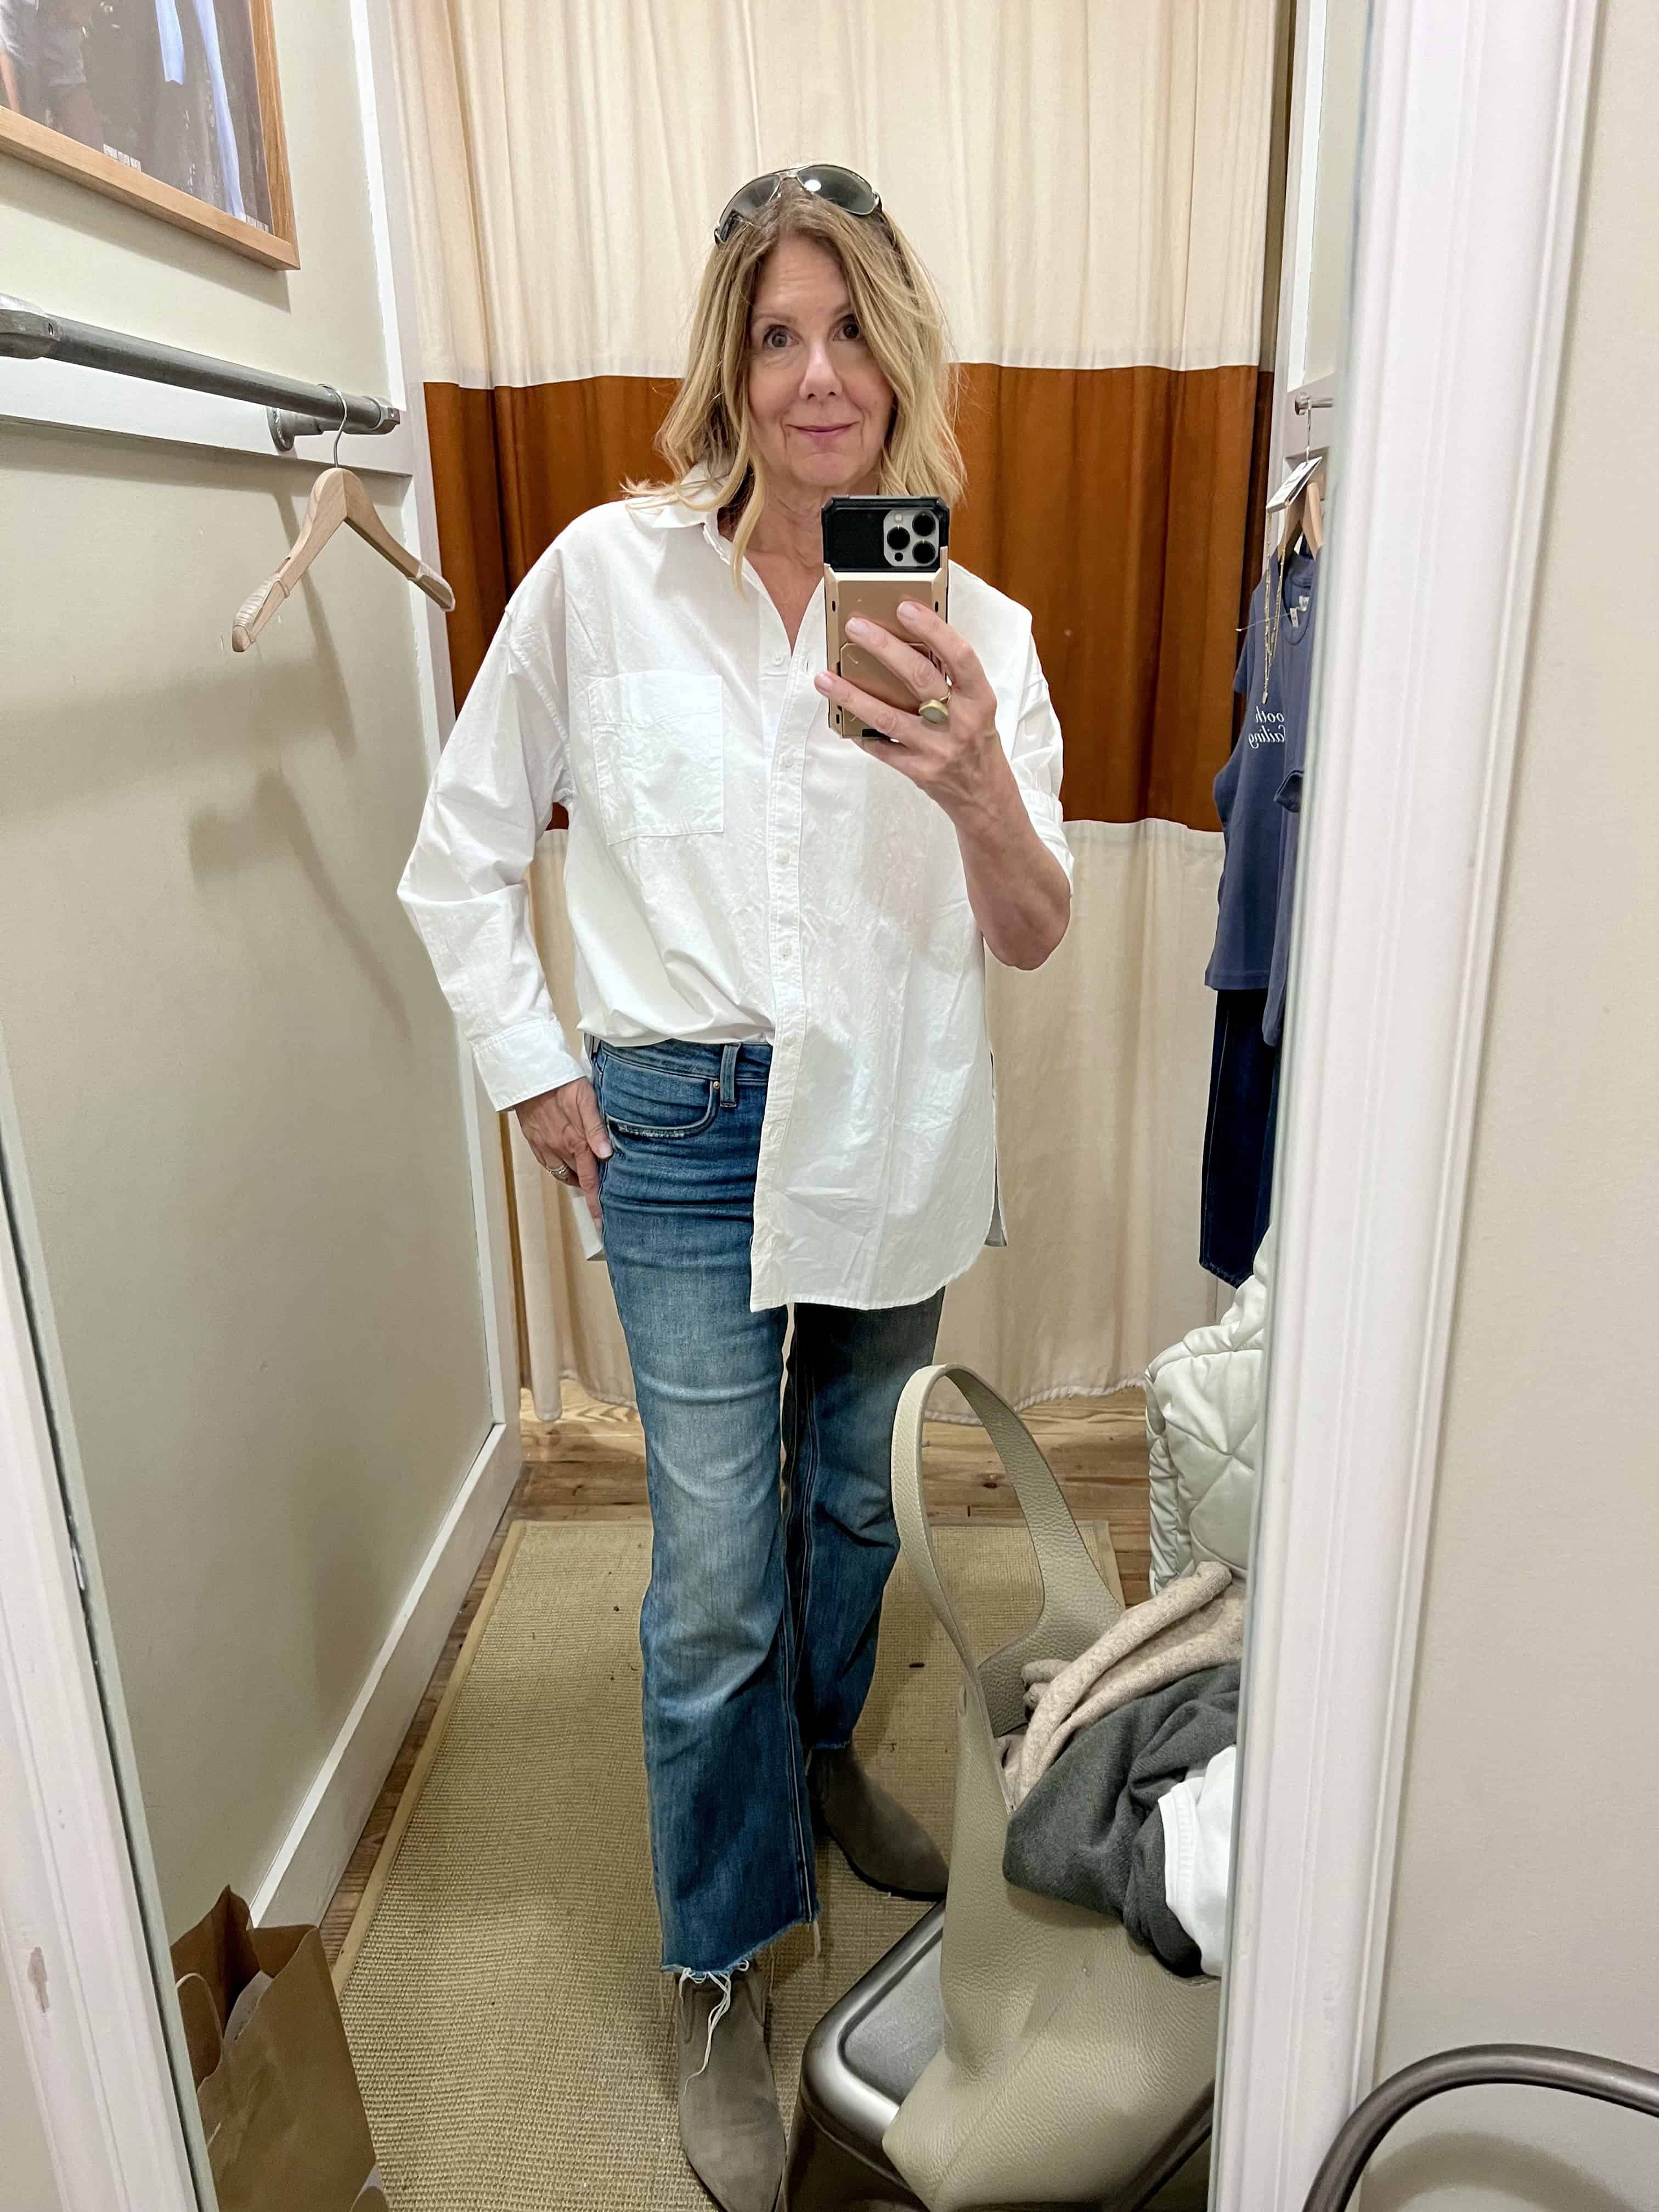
left=596, top=1050, right=720, bottom=1142
left=587, top=669, right=725, bottom=843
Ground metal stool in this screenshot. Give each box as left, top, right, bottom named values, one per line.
left=786, top=1906, right=1214, bottom=2211
left=786, top=1907, right=938, bottom=2210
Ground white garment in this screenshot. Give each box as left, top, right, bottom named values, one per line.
left=153, top=0, right=246, bottom=219
left=1145, top=1229, right=1272, bottom=1592
left=190, top=0, right=245, bottom=221
left=154, top=0, right=184, bottom=83
left=399, top=488, right=1071, bottom=1312
left=1157, top=1743, right=1235, bottom=1977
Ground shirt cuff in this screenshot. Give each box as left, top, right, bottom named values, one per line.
left=471, top=1018, right=589, bottom=1110
left=1021, top=789, right=1075, bottom=885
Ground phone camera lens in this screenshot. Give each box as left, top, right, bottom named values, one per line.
left=887, top=527, right=911, bottom=552
left=913, top=511, right=936, bottom=535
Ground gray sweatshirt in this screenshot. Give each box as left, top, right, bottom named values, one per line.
left=1002, top=1663, right=1240, bottom=1976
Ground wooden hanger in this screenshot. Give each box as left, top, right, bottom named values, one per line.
left=233, top=466, right=455, bottom=653
left=1273, top=460, right=1326, bottom=572
left=1300, top=469, right=1325, bottom=555
left=1265, top=437, right=1328, bottom=567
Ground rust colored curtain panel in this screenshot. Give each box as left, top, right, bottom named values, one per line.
left=390, top=0, right=1280, bottom=1410
left=425, top=380, right=676, bottom=703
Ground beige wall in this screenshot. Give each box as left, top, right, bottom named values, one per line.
left=1302, top=0, right=1368, bottom=387
left=0, top=1980, right=64, bottom=2212
left=1365, top=3, right=1659, bottom=2204
left=0, top=8, right=492, bottom=1933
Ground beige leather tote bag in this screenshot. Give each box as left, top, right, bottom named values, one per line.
left=883, top=1365, right=1219, bottom=2210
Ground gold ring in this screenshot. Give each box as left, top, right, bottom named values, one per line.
left=918, top=695, right=950, bottom=727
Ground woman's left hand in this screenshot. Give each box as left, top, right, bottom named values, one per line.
left=813, top=601, right=1012, bottom=820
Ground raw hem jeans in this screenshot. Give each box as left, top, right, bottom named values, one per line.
left=593, top=1039, right=944, bottom=1977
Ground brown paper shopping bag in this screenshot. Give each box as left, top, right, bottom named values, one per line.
left=171, top=1888, right=380, bottom=2212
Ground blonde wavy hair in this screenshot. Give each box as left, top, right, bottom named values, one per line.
left=630, top=177, right=965, bottom=584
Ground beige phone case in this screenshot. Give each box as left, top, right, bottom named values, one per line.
left=823, top=557, right=950, bottom=741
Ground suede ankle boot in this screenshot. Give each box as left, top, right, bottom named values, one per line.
left=674, top=1961, right=784, bottom=2212
left=809, top=1746, right=949, bottom=1900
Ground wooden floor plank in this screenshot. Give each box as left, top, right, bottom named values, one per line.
left=321, top=1382, right=1152, bottom=1962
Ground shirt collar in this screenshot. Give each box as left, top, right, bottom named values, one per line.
left=633, top=465, right=724, bottom=531
left=630, top=470, right=742, bottom=573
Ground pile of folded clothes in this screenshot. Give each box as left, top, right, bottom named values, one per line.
left=999, top=1560, right=1243, bottom=1977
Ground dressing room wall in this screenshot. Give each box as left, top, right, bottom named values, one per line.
left=1364, top=3, right=1659, bottom=2199
left=0, top=5, right=490, bottom=1934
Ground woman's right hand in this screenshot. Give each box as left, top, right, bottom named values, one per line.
left=515, top=1079, right=611, bottom=1224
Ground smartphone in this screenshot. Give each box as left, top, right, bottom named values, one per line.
left=822, top=495, right=951, bottom=742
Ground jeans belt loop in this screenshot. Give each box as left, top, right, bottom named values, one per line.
left=719, top=1043, right=739, bottom=1109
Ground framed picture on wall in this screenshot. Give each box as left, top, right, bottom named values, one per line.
left=0, top=0, right=297, bottom=268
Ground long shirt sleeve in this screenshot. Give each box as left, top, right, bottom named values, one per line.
left=398, top=583, right=583, bottom=1109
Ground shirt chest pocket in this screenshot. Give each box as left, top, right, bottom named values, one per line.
left=585, top=670, right=726, bottom=843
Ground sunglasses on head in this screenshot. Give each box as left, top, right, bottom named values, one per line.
left=713, top=164, right=882, bottom=246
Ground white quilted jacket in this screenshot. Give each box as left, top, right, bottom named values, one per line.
left=1145, top=1232, right=1272, bottom=1592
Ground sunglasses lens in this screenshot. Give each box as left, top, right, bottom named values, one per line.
left=795, top=165, right=880, bottom=217
left=714, top=170, right=783, bottom=245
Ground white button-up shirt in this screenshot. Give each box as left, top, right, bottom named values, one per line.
left=399, top=488, right=1071, bottom=1311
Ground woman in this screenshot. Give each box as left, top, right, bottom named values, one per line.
left=400, top=165, right=1071, bottom=2212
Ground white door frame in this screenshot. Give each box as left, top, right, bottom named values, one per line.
left=0, top=0, right=1604, bottom=2201
left=0, top=1047, right=202, bottom=2209
left=1212, top=0, right=1601, bottom=2204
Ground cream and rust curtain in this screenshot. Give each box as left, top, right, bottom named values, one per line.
left=389, top=0, right=1279, bottom=1413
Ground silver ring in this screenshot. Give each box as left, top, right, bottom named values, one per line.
left=549, top=1160, right=575, bottom=1184
left=918, top=694, right=950, bottom=727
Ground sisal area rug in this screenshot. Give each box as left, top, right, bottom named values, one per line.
left=336, top=1514, right=1121, bottom=2210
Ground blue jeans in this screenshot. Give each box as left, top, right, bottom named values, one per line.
left=592, top=1039, right=945, bottom=1976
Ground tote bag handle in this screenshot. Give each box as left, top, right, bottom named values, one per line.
left=174, top=1971, right=226, bottom=2089
left=890, top=1364, right=1123, bottom=1740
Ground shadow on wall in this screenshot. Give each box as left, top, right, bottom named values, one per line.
left=190, top=765, right=413, bottom=1030
left=0, top=626, right=356, bottom=820
left=189, top=767, right=410, bottom=1036
left=0, top=454, right=370, bottom=820
left=0, top=136, right=293, bottom=307
left=1, top=438, right=423, bottom=1035
left=1364, top=2127, right=1652, bottom=2212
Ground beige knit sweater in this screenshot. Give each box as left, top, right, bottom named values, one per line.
left=1008, top=1562, right=1245, bottom=1805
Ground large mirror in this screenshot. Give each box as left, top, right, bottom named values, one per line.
left=14, top=1, right=1649, bottom=2209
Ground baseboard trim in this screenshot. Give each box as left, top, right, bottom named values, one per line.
left=249, top=1419, right=522, bottom=1927
left=332, top=1519, right=528, bottom=1994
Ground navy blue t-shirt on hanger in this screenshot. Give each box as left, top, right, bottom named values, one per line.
left=1206, top=548, right=1320, bottom=1004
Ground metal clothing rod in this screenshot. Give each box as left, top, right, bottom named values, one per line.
left=0, top=297, right=400, bottom=453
